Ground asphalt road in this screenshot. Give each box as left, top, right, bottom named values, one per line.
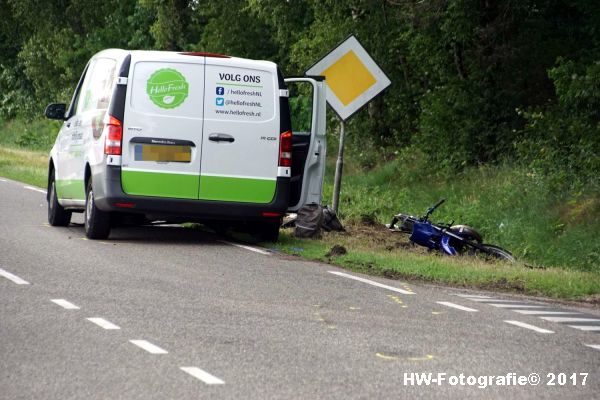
left=1, top=177, right=599, bottom=399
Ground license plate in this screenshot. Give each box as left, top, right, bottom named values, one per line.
left=134, top=144, right=191, bottom=162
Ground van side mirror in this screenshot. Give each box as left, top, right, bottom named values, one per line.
left=45, top=103, right=67, bottom=120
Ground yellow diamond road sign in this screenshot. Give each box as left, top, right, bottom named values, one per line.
left=306, top=35, right=391, bottom=121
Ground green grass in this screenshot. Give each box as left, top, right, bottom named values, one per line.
left=322, top=146, right=600, bottom=272
left=273, top=231, right=600, bottom=300
left=0, top=117, right=58, bottom=186
left=0, top=147, right=48, bottom=187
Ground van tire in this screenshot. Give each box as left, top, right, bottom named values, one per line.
left=48, top=173, right=72, bottom=227
left=84, top=179, right=111, bottom=239
left=256, top=220, right=280, bottom=242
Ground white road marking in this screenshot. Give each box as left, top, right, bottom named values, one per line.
left=513, top=310, right=580, bottom=315
left=0, top=178, right=7, bottom=182
left=23, top=185, right=46, bottom=194
left=488, top=304, right=546, bottom=308
left=468, top=299, right=541, bottom=303
left=50, top=299, right=80, bottom=310
left=328, top=271, right=414, bottom=295
left=129, top=340, right=168, bottom=354
left=455, top=294, right=492, bottom=299
left=436, top=301, right=478, bottom=312
left=180, top=367, right=225, bottom=385
left=220, top=240, right=270, bottom=255
left=540, top=317, right=600, bottom=323
left=87, top=318, right=121, bottom=330
left=568, top=325, right=600, bottom=332
left=0, top=268, right=30, bottom=285
left=504, top=320, right=554, bottom=334
left=585, top=344, right=600, bottom=351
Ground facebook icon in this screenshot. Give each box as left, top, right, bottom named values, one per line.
left=216, top=87, right=225, bottom=95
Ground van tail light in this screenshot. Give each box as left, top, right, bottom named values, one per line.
left=262, top=212, right=282, bottom=218
left=279, top=130, right=292, bottom=167
left=104, top=115, right=123, bottom=155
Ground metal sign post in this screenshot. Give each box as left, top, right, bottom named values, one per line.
left=306, top=35, right=391, bottom=214
left=331, top=119, right=345, bottom=213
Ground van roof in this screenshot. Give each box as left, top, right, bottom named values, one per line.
left=92, top=49, right=276, bottom=69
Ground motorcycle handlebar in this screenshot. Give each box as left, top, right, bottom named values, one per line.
left=424, top=199, right=446, bottom=219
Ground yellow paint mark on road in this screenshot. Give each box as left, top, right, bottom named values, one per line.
left=407, top=354, right=435, bottom=361
left=80, top=237, right=88, bottom=241
left=376, top=352, right=399, bottom=361
left=387, top=294, right=404, bottom=305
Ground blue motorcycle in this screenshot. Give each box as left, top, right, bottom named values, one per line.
left=388, top=199, right=515, bottom=262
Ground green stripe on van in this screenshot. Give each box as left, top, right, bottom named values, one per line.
left=199, top=175, right=276, bottom=203
left=121, top=170, right=199, bottom=199
left=56, top=179, right=85, bottom=200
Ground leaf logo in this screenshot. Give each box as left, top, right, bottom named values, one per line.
left=146, top=68, right=189, bottom=109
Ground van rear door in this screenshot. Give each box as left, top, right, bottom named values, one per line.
left=120, top=53, right=205, bottom=199
left=199, top=59, right=280, bottom=203
left=285, top=77, right=327, bottom=211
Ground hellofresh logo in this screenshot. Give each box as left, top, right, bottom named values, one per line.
left=147, top=68, right=189, bottom=109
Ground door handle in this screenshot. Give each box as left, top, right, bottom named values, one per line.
left=209, top=133, right=235, bottom=143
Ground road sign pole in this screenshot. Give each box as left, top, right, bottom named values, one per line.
left=332, top=119, right=346, bottom=214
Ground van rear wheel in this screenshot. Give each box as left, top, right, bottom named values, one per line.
left=48, top=173, right=72, bottom=226
left=84, top=179, right=111, bottom=239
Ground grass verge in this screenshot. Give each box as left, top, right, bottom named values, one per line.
left=0, top=146, right=47, bottom=188
left=272, top=228, right=600, bottom=300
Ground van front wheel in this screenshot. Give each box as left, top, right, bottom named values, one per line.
left=84, top=179, right=111, bottom=239
left=48, top=173, right=72, bottom=226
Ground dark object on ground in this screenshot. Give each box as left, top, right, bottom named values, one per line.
left=325, top=245, right=347, bottom=257
left=388, top=199, right=515, bottom=263
left=294, top=203, right=324, bottom=239
left=284, top=204, right=345, bottom=234
left=322, top=206, right=345, bottom=232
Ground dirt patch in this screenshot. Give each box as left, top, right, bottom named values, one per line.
left=325, top=245, right=347, bottom=257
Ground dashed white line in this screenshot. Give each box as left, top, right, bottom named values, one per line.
left=51, top=299, right=80, bottom=310
left=585, top=344, right=600, bottom=351
left=455, top=294, right=492, bottom=299
left=328, top=271, right=414, bottom=295
left=488, top=304, right=546, bottom=309
left=180, top=367, right=225, bottom=385
left=129, top=340, right=168, bottom=354
left=468, top=299, right=541, bottom=303
left=513, top=310, right=580, bottom=315
left=504, top=320, right=554, bottom=334
left=23, top=185, right=46, bottom=194
left=0, top=268, right=30, bottom=285
left=436, top=301, right=478, bottom=312
left=540, top=317, right=600, bottom=323
left=568, top=325, right=600, bottom=332
left=220, top=240, right=270, bottom=255
left=87, top=318, right=121, bottom=330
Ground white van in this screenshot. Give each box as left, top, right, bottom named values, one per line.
left=45, top=49, right=326, bottom=241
